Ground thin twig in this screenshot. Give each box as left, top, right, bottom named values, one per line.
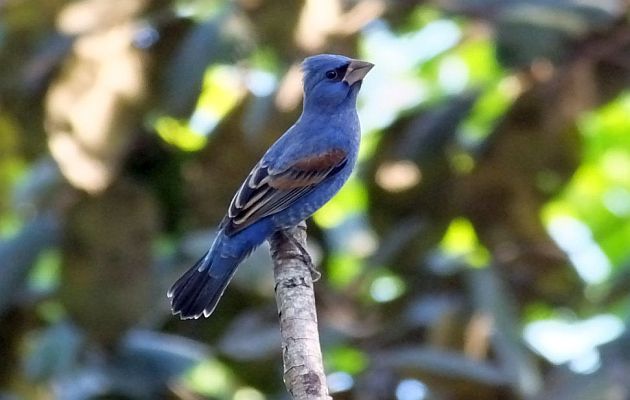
left=269, top=222, right=331, bottom=400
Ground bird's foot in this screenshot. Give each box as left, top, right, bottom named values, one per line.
left=282, top=229, right=321, bottom=282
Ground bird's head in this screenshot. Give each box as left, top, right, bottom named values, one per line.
left=301, top=54, right=373, bottom=111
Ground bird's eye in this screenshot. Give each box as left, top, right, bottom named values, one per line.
left=325, top=70, right=338, bottom=80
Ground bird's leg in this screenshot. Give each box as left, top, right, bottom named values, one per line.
left=280, top=227, right=321, bottom=282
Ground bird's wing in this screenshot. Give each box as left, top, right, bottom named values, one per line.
left=221, top=148, right=348, bottom=236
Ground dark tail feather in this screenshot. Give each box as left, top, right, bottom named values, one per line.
left=168, top=251, right=238, bottom=319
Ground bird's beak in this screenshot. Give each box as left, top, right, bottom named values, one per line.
left=342, top=59, right=374, bottom=86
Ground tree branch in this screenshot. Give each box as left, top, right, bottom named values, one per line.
left=269, top=222, right=331, bottom=400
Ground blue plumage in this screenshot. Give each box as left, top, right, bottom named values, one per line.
left=168, top=54, right=373, bottom=319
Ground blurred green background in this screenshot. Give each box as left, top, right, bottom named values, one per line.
left=1, top=0, right=629, bottom=399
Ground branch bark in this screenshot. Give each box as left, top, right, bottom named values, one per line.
left=269, top=222, right=331, bottom=400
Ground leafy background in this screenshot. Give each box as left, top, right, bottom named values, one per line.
left=1, top=0, right=629, bottom=399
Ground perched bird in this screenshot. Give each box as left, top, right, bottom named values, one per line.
left=168, top=54, right=373, bottom=319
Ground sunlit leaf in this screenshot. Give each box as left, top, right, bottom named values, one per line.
left=405, top=5, right=443, bottom=32
left=0, top=111, right=26, bottom=220
left=543, top=94, right=630, bottom=268
left=155, top=116, right=207, bottom=151
left=156, top=65, right=246, bottom=151
left=440, top=217, right=490, bottom=267
left=459, top=82, right=513, bottom=144
left=234, top=387, right=266, bottom=400
left=249, top=46, right=280, bottom=73
left=37, top=300, right=67, bottom=323
left=0, top=212, right=22, bottom=237
left=28, top=248, right=61, bottom=293
left=458, top=38, right=502, bottom=84
left=174, top=0, right=227, bottom=20
left=197, top=65, right=245, bottom=122
left=313, top=177, right=368, bottom=228
left=327, top=252, right=362, bottom=288
left=326, top=346, right=368, bottom=375
left=183, top=359, right=234, bottom=398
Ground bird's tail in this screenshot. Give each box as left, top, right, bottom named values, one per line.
left=168, top=232, right=255, bottom=319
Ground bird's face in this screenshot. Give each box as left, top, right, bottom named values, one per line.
left=302, top=54, right=374, bottom=111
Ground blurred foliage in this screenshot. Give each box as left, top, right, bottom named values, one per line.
left=1, top=0, right=629, bottom=399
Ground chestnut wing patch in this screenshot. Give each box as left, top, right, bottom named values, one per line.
left=221, top=149, right=347, bottom=236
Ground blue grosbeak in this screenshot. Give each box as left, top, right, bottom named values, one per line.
left=169, top=54, right=373, bottom=319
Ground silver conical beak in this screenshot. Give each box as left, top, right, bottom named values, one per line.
left=342, top=59, right=374, bottom=86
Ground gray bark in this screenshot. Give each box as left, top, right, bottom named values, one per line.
left=269, top=222, right=331, bottom=400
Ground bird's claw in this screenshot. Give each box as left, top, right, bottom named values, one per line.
left=297, top=250, right=321, bottom=282
left=282, top=229, right=321, bottom=282
left=309, top=264, right=321, bottom=282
